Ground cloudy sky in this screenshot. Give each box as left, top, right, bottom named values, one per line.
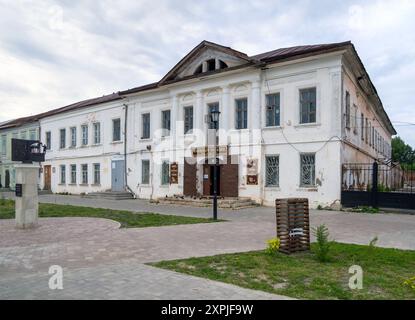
left=0, top=0, right=414, bottom=146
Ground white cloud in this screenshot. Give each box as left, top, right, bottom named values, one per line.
left=0, top=0, right=414, bottom=146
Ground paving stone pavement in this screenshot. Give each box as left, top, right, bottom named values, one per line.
left=1, top=193, right=415, bottom=299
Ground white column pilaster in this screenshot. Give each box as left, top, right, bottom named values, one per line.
left=251, top=80, right=261, bottom=130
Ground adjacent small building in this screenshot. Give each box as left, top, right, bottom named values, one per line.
left=0, top=116, right=40, bottom=190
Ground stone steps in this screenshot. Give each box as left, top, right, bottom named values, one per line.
left=83, top=191, right=134, bottom=200
left=152, top=196, right=259, bottom=209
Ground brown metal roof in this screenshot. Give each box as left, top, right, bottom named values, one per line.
left=250, top=41, right=351, bottom=62
left=0, top=92, right=121, bottom=130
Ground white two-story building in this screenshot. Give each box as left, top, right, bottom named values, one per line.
left=30, top=40, right=394, bottom=208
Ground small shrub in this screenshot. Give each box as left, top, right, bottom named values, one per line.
left=312, top=224, right=332, bottom=262
left=317, top=204, right=323, bottom=210
left=403, top=276, right=415, bottom=290
left=266, top=237, right=281, bottom=255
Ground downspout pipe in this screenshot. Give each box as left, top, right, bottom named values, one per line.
left=123, top=103, right=137, bottom=199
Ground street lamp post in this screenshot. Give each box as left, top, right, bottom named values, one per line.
left=210, top=109, right=220, bottom=221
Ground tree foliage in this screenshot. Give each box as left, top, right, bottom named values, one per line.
left=392, top=136, right=414, bottom=165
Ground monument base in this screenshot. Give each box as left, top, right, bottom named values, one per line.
left=15, top=163, right=40, bottom=229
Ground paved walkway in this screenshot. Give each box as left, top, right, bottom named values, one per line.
left=1, top=193, right=415, bottom=299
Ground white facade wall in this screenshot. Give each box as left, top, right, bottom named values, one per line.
left=125, top=53, right=345, bottom=207
left=39, top=102, right=125, bottom=194
left=32, top=49, right=393, bottom=209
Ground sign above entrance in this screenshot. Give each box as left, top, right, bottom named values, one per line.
left=192, top=145, right=228, bottom=158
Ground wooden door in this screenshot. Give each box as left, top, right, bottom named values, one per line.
left=183, top=158, right=197, bottom=197
left=220, top=156, right=239, bottom=197
left=43, top=165, right=51, bottom=190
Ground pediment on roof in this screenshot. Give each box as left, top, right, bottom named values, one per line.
left=159, top=41, right=252, bottom=84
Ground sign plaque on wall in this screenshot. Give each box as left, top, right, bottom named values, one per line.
left=246, top=158, right=258, bottom=185
left=170, top=162, right=179, bottom=184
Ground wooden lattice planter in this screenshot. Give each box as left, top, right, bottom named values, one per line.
left=275, top=198, right=310, bottom=254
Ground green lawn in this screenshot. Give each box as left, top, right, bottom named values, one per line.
left=152, top=243, right=415, bottom=300
left=0, top=199, right=218, bottom=228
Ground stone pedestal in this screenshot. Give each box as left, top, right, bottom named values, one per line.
left=15, top=164, right=40, bottom=229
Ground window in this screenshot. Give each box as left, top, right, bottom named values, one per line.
left=353, top=104, right=358, bottom=134
left=361, top=114, right=364, bottom=141
left=235, top=98, right=248, bottom=129
left=206, top=59, right=216, bottom=71
left=29, top=130, right=37, bottom=140
left=60, top=165, right=66, bottom=184
left=265, top=156, right=279, bottom=187
left=59, top=129, right=66, bottom=149
left=300, top=154, right=316, bottom=187
left=113, top=118, right=121, bottom=142
left=81, top=125, right=88, bottom=146
left=371, top=126, right=374, bottom=149
left=142, top=160, right=150, bottom=184
left=45, top=132, right=51, bottom=150
left=184, top=106, right=193, bottom=134
left=299, top=87, right=317, bottom=124
left=1, top=135, right=7, bottom=155
left=365, top=118, right=368, bottom=143
left=266, top=93, right=280, bottom=127
left=93, top=123, right=101, bottom=144
left=142, top=113, right=150, bottom=139
left=81, top=164, right=88, bottom=184
left=161, top=110, right=171, bottom=136
left=161, top=161, right=170, bottom=185
left=70, top=127, right=77, bottom=147
left=70, top=165, right=76, bottom=184
left=93, top=163, right=100, bottom=185
left=345, top=91, right=351, bottom=129
left=208, top=103, right=219, bottom=129
left=368, top=121, right=373, bottom=146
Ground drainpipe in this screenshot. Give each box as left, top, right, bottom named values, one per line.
left=123, top=103, right=137, bottom=199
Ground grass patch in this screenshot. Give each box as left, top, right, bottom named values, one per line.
left=0, top=199, right=219, bottom=228
left=151, top=243, right=415, bottom=300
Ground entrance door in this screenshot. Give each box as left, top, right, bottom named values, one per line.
left=203, top=164, right=221, bottom=196
left=111, top=160, right=125, bottom=192
left=183, top=158, right=197, bottom=197
left=5, top=170, right=10, bottom=189
left=43, top=165, right=51, bottom=190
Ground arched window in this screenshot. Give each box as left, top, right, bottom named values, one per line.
left=193, top=59, right=229, bottom=75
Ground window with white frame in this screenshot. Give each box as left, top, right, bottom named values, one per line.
left=70, top=164, right=76, bottom=184
left=142, top=160, right=150, bottom=184
left=265, top=156, right=279, bottom=187
left=361, top=113, right=364, bottom=141
left=29, top=129, right=37, bottom=140
left=1, top=135, right=6, bottom=155
left=142, top=113, right=150, bottom=139
left=81, top=164, right=88, bottom=184
left=235, top=98, right=248, bottom=129
left=81, top=125, right=88, bottom=146
left=59, top=129, right=66, bottom=149
left=70, top=127, right=77, bottom=147
left=300, top=154, right=316, bottom=187
left=299, top=87, right=317, bottom=124
left=45, top=131, right=51, bottom=150
left=161, top=110, right=171, bottom=136
left=184, top=106, right=193, bottom=134
left=266, top=93, right=280, bottom=127
left=113, top=118, right=121, bottom=142
left=60, top=165, right=66, bottom=184
left=161, top=161, right=170, bottom=185
left=345, top=91, right=351, bottom=129
left=93, top=122, right=101, bottom=144
left=93, top=163, right=100, bottom=185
